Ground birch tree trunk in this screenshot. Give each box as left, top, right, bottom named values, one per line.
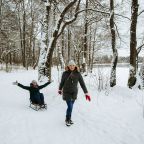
left=90, top=27, right=97, bottom=73
left=38, top=1, right=51, bottom=81
left=88, top=26, right=92, bottom=70
left=22, top=0, right=26, bottom=67
left=17, top=3, right=23, bottom=66
left=58, top=46, right=65, bottom=70
left=82, top=0, right=88, bottom=73
left=61, top=32, right=65, bottom=60
left=128, top=0, right=138, bottom=88
left=30, top=0, right=34, bottom=66
left=110, top=0, right=118, bottom=87
left=67, top=27, right=71, bottom=61
left=0, top=0, right=2, bottom=32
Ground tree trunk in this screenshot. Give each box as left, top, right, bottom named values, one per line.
left=90, top=27, right=96, bottom=73
left=46, top=38, right=57, bottom=80
left=38, top=1, right=51, bottom=81
left=88, top=26, right=92, bottom=71
left=22, top=0, right=26, bottom=67
left=30, top=0, right=34, bottom=66
left=110, top=0, right=118, bottom=87
left=128, top=0, right=138, bottom=88
left=0, top=0, right=2, bottom=32
left=32, top=37, right=35, bottom=66
left=17, top=3, right=24, bottom=66
left=58, top=46, right=65, bottom=70
left=67, top=27, right=71, bottom=61
left=83, top=0, right=88, bottom=73
left=61, top=32, right=65, bottom=60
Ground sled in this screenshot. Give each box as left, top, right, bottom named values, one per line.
left=29, top=101, right=47, bottom=111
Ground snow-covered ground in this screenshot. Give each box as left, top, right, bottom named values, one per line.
left=0, top=67, right=144, bottom=144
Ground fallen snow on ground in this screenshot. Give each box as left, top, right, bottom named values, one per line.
left=0, top=67, right=144, bottom=144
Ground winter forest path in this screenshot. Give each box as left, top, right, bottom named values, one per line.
left=0, top=69, right=144, bottom=144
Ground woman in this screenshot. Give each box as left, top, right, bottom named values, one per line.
left=58, top=60, right=91, bottom=126
left=13, top=80, right=52, bottom=106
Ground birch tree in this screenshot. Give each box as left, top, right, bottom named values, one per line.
left=109, top=0, right=118, bottom=87
left=38, top=0, right=52, bottom=81
left=82, top=0, right=89, bottom=74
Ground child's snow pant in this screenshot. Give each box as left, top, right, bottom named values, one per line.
left=31, top=93, right=44, bottom=105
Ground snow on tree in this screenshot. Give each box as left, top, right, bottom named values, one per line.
left=38, top=0, right=81, bottom=81
left=38, top=0, right=52, bottom=82
left=109, top=0, right=118, bottom=87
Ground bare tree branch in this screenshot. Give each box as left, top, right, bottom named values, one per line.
left=76, top=8, right=130, bottom=20
left=57, top=0, right=81, bottom=37
left=138, top=10, right=144, bottom=16
left=137, top=44, right=144, bottom=54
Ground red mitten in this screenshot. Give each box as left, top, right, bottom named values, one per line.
left=86, top=95, right=91, bottom=101
left=58, top=90, right=62, bottom=95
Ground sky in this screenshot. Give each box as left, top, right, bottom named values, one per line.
left=116, top=0, right=144, bottom=57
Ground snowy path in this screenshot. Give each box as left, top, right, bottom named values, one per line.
left=0, top=69, right=144, bottom=144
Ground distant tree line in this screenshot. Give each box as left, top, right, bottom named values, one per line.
left=0, top=0, right=144, bottom=88
left=94, top=55, right=144, bottom=64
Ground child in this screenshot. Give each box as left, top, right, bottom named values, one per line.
left=13, top=80, right=52, bottom=107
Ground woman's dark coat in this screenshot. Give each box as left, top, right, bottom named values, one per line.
left=59, top=69, right=88, bottom=101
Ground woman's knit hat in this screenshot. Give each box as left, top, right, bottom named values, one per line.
left=68, top=60, right=76, bottom=66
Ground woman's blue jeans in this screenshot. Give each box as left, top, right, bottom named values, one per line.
left=66, top=100, right=75, bottom=120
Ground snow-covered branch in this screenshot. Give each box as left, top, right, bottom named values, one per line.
left=57, top=0, right=81, bottom=37
left=76, top=8, right=130, bottom=21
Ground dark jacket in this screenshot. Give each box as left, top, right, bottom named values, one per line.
left=18, top=82, right=51, bottom=100
left=59, top=69, right=88, bottom=101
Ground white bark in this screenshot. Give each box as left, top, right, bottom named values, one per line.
left=38, top=1, right=50, bottom=81
left=58, top=46, right=65, bottom=70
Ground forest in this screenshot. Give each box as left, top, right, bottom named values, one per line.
left=1, top=1, right=144, bottom=143
left=0, top=0, right=144, bottom=88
